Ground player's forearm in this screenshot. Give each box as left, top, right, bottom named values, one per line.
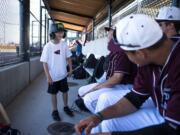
left=100, top=78, right=119, bottom=88
left=98, top=73, right=123, bottom=89
left=97, top=97, right=137, bottom=120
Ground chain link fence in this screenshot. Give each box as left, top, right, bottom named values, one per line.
left=137, top=0, right=172, bottom=17
left=113, top=0, right=172, bottom=24
left=30, top=0, right=48, bottom=57
left=0, top=0, right=23, bottom=66
left=96, top=0, right=172, bottom=39
left=0, top=0, right=47, bottom=67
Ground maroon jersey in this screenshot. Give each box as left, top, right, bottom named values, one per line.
left=106, top=40, right=137, bottom=84
left=107, top=38, right=122, bottom=53
left=133, top=40, right=180, bottom=126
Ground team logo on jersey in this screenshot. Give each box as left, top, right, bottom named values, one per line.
left=161, top=88, right=171, bottom=110
left=54, top=50, right=60, bottom=54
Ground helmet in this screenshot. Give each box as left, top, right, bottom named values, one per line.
left=156, top=6, right=180, bottom=22
left=49, top=23, right=65, bottom=34
left=115, top=14, right=163, bottom=51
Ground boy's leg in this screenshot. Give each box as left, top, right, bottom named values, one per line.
left=48, top=81, right=61, bottom=121
left=0, top=103, right=10, bottom=125
left=60, top=78, right=69, bottom=107
left=48, top=82, right=59, bottom=111
left=60, top=78, right=74, bottom=117
left=51, top=94, right=61, bottom=121
left=62, top=92, right=74, bottom=116
left=62, top=92, right=68, bottom=107
left=51, top=94, right=58, bottom=111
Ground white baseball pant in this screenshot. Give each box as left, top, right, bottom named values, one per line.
left=91, top=91, right=164, bottom=133
left=78, top=84, right=133, bottom=113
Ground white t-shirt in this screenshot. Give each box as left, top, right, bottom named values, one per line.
left=40, top=40, right=72, bottom=81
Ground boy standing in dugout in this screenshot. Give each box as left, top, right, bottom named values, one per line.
left=40, top=23, right=74, bottom=121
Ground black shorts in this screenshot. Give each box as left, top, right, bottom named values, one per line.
left=47, top=78, right=69, bottom=94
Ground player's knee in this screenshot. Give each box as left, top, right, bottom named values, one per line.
left=78, top=86, right=85, bottom=96
left=84, top=95, right=97, bottom=113
left=99, top=93, right=111, bottom=103
left=83, top=94, right=91, bottom=106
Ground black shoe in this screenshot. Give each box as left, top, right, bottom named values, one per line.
left=52, top=110, right=61, bottom=121
left=64, top=106, right=74, bottom=117
left=75, top=98, right=90, bottom=112
left=0, top=127, right=21, bottom=135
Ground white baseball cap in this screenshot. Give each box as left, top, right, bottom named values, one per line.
left=115, top=14, right=163, bottom=51
left=156, top=6, right=180, bottom=22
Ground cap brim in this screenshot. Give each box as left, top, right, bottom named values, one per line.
left=155, top=18, right=180, bottom=22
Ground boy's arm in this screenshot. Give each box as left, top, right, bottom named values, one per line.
left=67, top=57, right=73, bottom=76
left=43, top=63, right=53, bottom=84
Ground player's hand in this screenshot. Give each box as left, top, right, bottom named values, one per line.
left=74, top=115, right=101, bottom=135
left=81, top=85, right=99, bottom=97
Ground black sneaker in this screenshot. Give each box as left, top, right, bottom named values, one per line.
left=52, top=110, right=61, bottom=121
left=64, top=106, right=74, bottom=117
left=0, top=127, right=21, bottom=135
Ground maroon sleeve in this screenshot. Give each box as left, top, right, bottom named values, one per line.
left=113, top=50, right=133, bottom=74
left=132, top=66, right=152, bottom=96
left=165, top=57, right=180, bottom=124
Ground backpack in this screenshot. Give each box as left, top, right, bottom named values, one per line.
left=93, top=56, right=105, bottom=79
left=87, top=76, right=97, bottom=84
left=84, top=54, right=97, bottom=68
left=77, top=53, right=85, bottom=64
left=103, top=55, right=110, bottom=71
left=87, top=56, right=105, bottom=84
left=75, top=97, right=90, bottom=112
left=73, top=65, right=88, bottom=79
left=71, top=51, right=79, bottom=68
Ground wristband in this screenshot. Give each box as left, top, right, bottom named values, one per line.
left=95, top=112, right=104, bottom=121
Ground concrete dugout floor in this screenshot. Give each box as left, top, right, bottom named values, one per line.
left=6, top=73, right=90, bottom=135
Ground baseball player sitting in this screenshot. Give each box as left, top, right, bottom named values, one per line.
left=75, top=13, right=180, bottom=135
left=78, top=26, right=137, bottom=113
